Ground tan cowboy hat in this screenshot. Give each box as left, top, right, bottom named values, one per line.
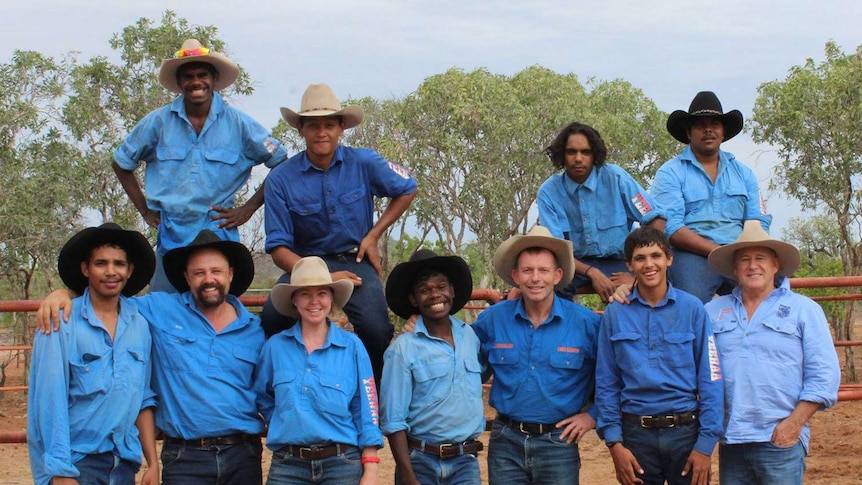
left=158, top=39, right=239, bottom=94
left=666, top=91, right=743, bottom=144
left=270, top=256, right=355, bottom=319
left=280, top=83, right=364, bottom=130
left=707, top=220, right=801, bottom=280
left=492, top=225, right=575, bottom=291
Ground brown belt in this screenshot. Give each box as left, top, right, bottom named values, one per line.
left=163, top=433, right=259, bottom=448
left=407, top=438, right=483, bottom=458
left=277, top=443, right=356, bottom=460
left=496, top=414, right=556, bottom=435
left=622, top=411, right=699, bottom=429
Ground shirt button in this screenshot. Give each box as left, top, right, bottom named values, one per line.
left=307, top=368, right=311, bottom=372
left=651, top=345, right=656, bottom=350
left=304, top=387, right=308, bottom=392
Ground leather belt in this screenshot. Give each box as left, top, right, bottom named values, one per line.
left=407, top=437, right=483, bottom=458
left=277, top=443, right=356, bottom=460
left=622, top=411, right=699, bottom=429
left=323, top=248, right=359, bottom=260
left=163, top=433, right=259, bottom=448
left=496, top=414, right=556, bottom=435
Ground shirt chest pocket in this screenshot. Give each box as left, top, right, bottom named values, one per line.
left=115, top=347, right=148, bottom=390
left=217, top=344, right=258, bottom=388
left=314, top=374, right=352, bottom=418
left=151, top=145, right=192, bottom=195
left=69, top=351, right=112, bottom=397
left=716, top=184, right=748, bottom=220
left=487, top=347, right=518, bottom=366
left=548, top=352, right=585, bottom=371
left=662, top=332, right=695, bottom=368
left=681, top=174, right=710, bottom=215
left=203, top=147, right=243, bottom=193
left=272, top=369, right=298, bottom=411
left=758, top=319, right=802, bottom=361
left=338, top=186, right=368, bottom=235
left=413, top=360, right=451, bottom=403
left=159, top=333, right=199, bottom=370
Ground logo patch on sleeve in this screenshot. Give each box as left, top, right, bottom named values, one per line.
left=388, top=161, right=411, bottom=180
left=631, top=193, right=653, bottom=216
left=708, top=335, right=722, bottom=381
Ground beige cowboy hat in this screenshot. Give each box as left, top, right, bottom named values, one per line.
left=492, top=225, right=575, bottom=291
left=707, top=220, right=801, bottom=280
left=270, top=256, right=355, bottom=319
left=280, top=83, right=364, bottom=130
left=158, top=39, right=239, bottom=94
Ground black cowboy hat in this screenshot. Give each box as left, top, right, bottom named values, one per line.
left=163, top=230, right=254, bottom=296
left=386, top=249, right=473, bottom=320
left=666, top=91, right=744, bottom=144
left=57, top=223, right=155, bottom=297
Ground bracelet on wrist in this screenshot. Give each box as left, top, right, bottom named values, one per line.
left=584, top=265, right=594, bottom=276
left=361, top=456, right=380, bottom=465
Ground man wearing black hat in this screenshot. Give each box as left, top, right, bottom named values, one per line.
left=38, top=229, right=266, bottom=485
left=28, top=223, right=159, bottom=485
left=650, top=91, right=772, bottom=303
left=380, top=250, right=486, bottom=485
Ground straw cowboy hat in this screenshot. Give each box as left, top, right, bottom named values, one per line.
left=270, top=256, right=355, bottom=319
left=666, top=91, right=744, bottom=144
left=386, top=249, right=473, bottom=319
left=280, top=83, right=365, bottom=130
left=492, top=225, right=575, bottom=291
left=163, top=230, right=254, bottom=295
left=708, top=220, right=801, bottom=280
left=58, top=223, right=155, bottom=297
left=158, top=39, right=240, bottom=94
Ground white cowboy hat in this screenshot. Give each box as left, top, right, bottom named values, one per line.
left=158, top=39, right=239, bottom=94
left=707, top=220, right=801, bottom=280
left=492, top=225, right=575, bottom=291
left=280, top=83, right=364, bottom=130
left=270, top=256, right=354, bottom=319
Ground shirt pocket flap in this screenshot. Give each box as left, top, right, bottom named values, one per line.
left=232, top=345, right=259, bottom=365
left=288, top=201, right=323, bottom=217
left=464, top=357, right=483, bottom=374
left=762, top=319, right=799, bottom=337
left=273, top=369, right=298, bottom=387
left=711, top=318, right=737, bottom=334
left=663, top=332, right=695, bottom=344
left=488, top=347, right=517, bottom=365
left=127, top=347, right=147, bottom=362
left=204, top=147, right=240, bottom=165
left=338, top=186, right=366, bottom=205
left=319, top=374, right=349, bottom=396
left=414, top=361, right=450, bottom=382
left=610, top=332, right=641, bottom=342
left=549, top=352, right=584, bottom=370
left=156, top=145, right=190, bottom=161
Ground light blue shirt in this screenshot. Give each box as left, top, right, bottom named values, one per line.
left=538, top=164, right=664, bottom=260
left=134, top=292, right=265, bottom=439
left=380, top=316, right=486, bottom=443
left=254, top=321, right=384, bottom=451
left=114, top=92, right=288, bottom=254
left=595, top=284, right=724, bottom=455
left=28, top=290, right=154, bottom=485
left=705, top=278, right=840, bottom=452
left=651, top=146, right=771, bottom=244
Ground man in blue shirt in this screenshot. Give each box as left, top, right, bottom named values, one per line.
left=113, top=38, right=288, bottom=292
left=596, top=226, right=723, bottom=485
left=381, top=249, right=486, bottom=485
left=705, top=221, right=840, bottom=485
left=262, top=83, right=417, bottom=382
left=28, top=223, right=158, bottom=485
left=538, top=122, right=665, bottom=303
left=651, top=91, right=771, bottom=303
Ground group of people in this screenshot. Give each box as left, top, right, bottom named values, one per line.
left=25, top=38, right=841, bottom=485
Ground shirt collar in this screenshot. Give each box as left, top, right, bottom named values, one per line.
left=171, top=91, right=225, bottom=118
left=415, top=315, right=464, bottom=340
left=731, top=276, right=790, bottom=302
left=514, top=295, right=565, bottom=326
left=561, top=167, right=597, bottom=194
left=179, top=291, right=255, bottom=332
left=630, top=282, right=677, bottom=308
left=299, top=145, right=344, bottom=173
left=285, top=320, right=348, bottom=349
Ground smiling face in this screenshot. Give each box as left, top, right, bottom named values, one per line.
left=184, top=248, right=233, bottom=309
left=626, top=243, right=672, bottom=292
left=408, top=273, right=455, bottom=324
left=177, top=64, right=218, bottom=107
left=563, top=133, right=595, bottom=184
left=512, top=248, right=563, bottom=305
left=686, top=116, right=725, bottom=158
left=733, top=246, right=779, bottom=295
left=292, top=286, right=333, bottom=326
left=299, top=116, right=344, bottom=168
left=81, top=244, right=132, bottom=300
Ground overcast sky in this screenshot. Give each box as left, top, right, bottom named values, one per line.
left=4, top=0, right=860, bottom=236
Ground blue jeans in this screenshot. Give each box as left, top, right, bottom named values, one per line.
left=261, top=255, right=393, bottom=382
left=667, top=249, right=734, bottom=303
left=557, top=257, right=630, bottom=301
left=621, top=419, right=699, bottom=485
left=396, top=448, right=481, bottom=485
left=160, top=440, right=263, bottom=485
left=149, top=249, right=179, bottom=293
left=74, top=452, right=139, bottom=485
left=488, top=419, right=580, bottom=485
left=266, top=446, right=362, bottom=484
left=719, top=441, right=806, bottom=485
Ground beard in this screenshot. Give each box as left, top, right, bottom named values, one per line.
left=194, top=282, right=228, bottom=309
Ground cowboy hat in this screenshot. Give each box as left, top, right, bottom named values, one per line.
left=492, top=225, right=575, bottom=291
left=270, top=256, right=354, bottom=319
left=280, top=83, right=364, bottom=130
left=386, top=249, right=473, bottom=319
left=163, top=230, right=254, bottom=295
left=707, top=220, right=801, bottom=280
left=158, top=39, right=240, bottom=94
left=58, top=223, right=155, bottom=297
left=666, top=91, right=744, bottom=144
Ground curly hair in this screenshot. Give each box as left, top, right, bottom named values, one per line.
left=544, top=122, right=607, bottom=170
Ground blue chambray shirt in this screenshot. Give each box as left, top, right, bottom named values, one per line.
left=254, top=322, right=384, bottom=451
left=114, top=93, right=288, bottom=254
left=264, top=146, right=417, bottom=255
left=380, top=316, right=486, bottom=443
left=595, top=284, right=724, bottom=455
left=28, top=290, right=155, bottom=485
left=471, top=297, right=600, bottom=424
left=706, top=278, right=840, bottom=453
left=651, top=146, right=771, bottom=245
left=538, top=164, right=665, bottom=260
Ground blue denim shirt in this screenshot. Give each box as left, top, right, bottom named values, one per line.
left=28, top=291, right=154, bottom=485
left=595, top=284, right=724, bottom=455
left=264, top=145, right=417, bottom=255
left=538, top=164, right=664, bottom=260
left=651, top=146, right=771, bottom=244
left=254, top=321, right=383, bottom=450
left=706, top=278, right=840, bottom=453
left=114, top=93, right=288, bottom=254
left=380, top=316, right=486, bottom=443
left=134, top=292, right=265, bottom=439
left=471, top=297, right=600, bottom=424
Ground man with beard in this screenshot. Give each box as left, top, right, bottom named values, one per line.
left=38, top=230, right=266, bottom=485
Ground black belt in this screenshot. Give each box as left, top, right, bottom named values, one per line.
left=496, top=414, right=556, bottom=435
left=407, top=437, right=483, bottom=458
left=277, top=443, right=356, bottom=460
left=163, top=433, right=259, bottom=447
left=622, top=411, right=699, bottom=429
left=323, top=248, right=359, bottom=260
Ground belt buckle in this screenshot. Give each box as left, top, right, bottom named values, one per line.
left=299, top=446, right=316, bottom=460
left=664, top=415, right=676, bottom=428
left=639, top=416, right=653, bottom=429
left=438, top=442, right=456, bottom=457
left=518, top=422, right=530, bottom=434
left=200, top=437, right=216, bottom=447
